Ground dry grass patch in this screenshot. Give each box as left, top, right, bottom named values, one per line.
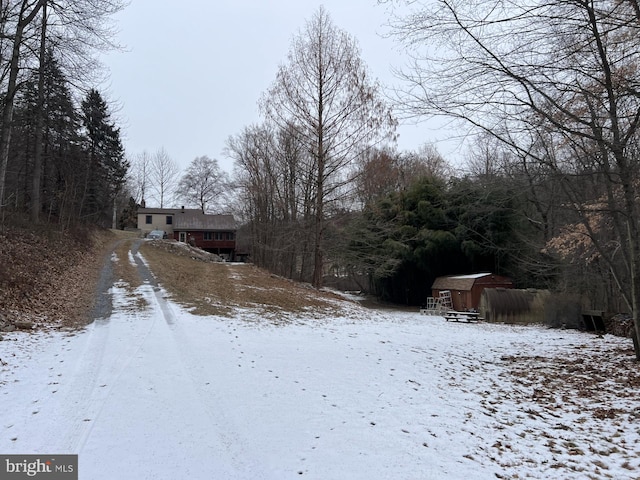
left=139, top=242, right=234, bottom=316
left=139, top=241, right=353, bottom=320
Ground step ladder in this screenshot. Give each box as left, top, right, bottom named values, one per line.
left=420, top=290, right=453, bottom=315
left=439, top=290, right=452, bottom=311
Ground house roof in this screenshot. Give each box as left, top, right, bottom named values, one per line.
left=138, top=208, right=236, bottom=231
left=432, top=273, right=493, bottom=291
left=138, top=207, right=197, bottom=215
left=174, top=212, right=236, bottom=231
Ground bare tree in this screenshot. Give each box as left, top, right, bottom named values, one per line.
left=355, top=143, right=451, bottom=207
left=178, top=155, right=228, bottom=213
left=401, top=143, right=452, bottom=181
left=150, top=148, right=178, bottom=208
left=43, top=0, right=124, bottom=84
left=227, top=122, right=324, bottom=281
left=464, top=133, right=510, bottom=179
left=0, top=0, right=125, bottom=214
left=228, top=125, right=280, bottom=270
left=354, top=147, right=400, bottom=207
left=261, top=5, right=396, bottom=287
left=129, top=150, right=152, bottom=204
left=30, top=0, right=48, bottom=222
left=0, top=0, right=46, bottom=209
left=386, top=0, right=640, bottom=357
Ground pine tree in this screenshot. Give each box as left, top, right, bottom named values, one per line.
left=79, top=89, right=128, bottom=225
left=12, top=48, right=81, bottom=221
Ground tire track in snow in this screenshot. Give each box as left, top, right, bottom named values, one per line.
left=125, top=242, right=263, bottom=477
left=8, top=241, right=159, bottom=454
left=59, top=312, right=159, bottom=453
left=58, top=245, right=159, bottom=453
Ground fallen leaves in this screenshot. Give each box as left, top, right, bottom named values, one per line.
left=0, top=225, right=115, bottom=328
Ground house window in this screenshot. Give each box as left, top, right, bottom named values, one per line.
left=166, top=215, right=173, bottom=225
left=214, top=232, right=224, bottom=241
left=145, top=215, right=152, bottom=224
left=203, top=232, right=213, bottom=241
left=227, top=232, right=235, bottom=241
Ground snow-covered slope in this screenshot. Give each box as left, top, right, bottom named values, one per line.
left=1, top=250, right=638, bottom=479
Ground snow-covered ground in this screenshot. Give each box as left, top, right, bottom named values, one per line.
left=2, top=254, right=639, bottom=479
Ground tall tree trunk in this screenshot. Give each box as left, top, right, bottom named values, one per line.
left=31, top=2, right=47, bottom=223
left=0, top=25, right=25, bottom=209
left=0, top=0, right=46, bottom=209
left=625, top=207, right=640, bottom=360
left=312, top=159, right=324, bottom=288
left=312, top=91, right=325, bottom=289
left=112, top=195, right=117, bottom=229
left=312, top=38, right=325, bottom=290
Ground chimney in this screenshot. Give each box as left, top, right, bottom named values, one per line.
left=181, top=206, right=185, bottom=213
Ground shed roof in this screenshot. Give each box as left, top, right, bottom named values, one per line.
left=432, top=273, right=493, bottom=291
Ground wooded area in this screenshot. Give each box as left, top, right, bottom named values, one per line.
left=383, top=0, right=640, bottom=356
left=225, top=2, right=640, bottom=356
left=1, top=1, right=639, bottom=356
left=0, top=0, right=127, bottom=227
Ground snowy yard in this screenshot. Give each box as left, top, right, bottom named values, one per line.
left=1, top=270, right=639, bottom=479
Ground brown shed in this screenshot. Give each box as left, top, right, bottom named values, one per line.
left=431, top=273, right=514, bottom=311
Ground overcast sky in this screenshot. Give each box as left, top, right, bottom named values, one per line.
left=100, top=0, right=462, bottom=174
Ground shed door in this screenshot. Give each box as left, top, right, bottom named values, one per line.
left=179, top=232, right=186, bottom=243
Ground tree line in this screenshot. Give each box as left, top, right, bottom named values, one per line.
left=222, top=3, right=640, bottom=356
left=0, top=1, right=229, bottom=228
left=2, top=2, right=639, bottom=356
left=0, top=0, right=128, bottom=227
left=382, top=0, right=640, bottom=355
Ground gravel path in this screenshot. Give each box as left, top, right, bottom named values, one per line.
left=88, top=241, right=119, bottom=322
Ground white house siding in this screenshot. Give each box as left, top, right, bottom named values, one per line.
left=137, top=212, right=176, bottom=236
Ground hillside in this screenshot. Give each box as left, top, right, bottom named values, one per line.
left=1, top=226, right=640, bottom=479
left=0, top=225, right=115, bottom=329
left=1, top=244, right=639, bottom=478
left=138, top=239, right=357, bottom=321
left=0, top=226, right=361, bottom=331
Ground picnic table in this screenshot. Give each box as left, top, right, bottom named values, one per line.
left=443, top=311, right=483, bottom=322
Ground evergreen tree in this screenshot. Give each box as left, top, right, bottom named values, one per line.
left=339, top=174, right=531, bottom=305
left=12, top=49, right=81, bottom=221
left=79, top=88, right=128, bottom=225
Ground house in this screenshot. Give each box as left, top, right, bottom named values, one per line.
left=138, top=207, right=181, bottom=235
left=137, top=207, right=237, bottom=260
left=431, top=273, right=513, bottom=311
